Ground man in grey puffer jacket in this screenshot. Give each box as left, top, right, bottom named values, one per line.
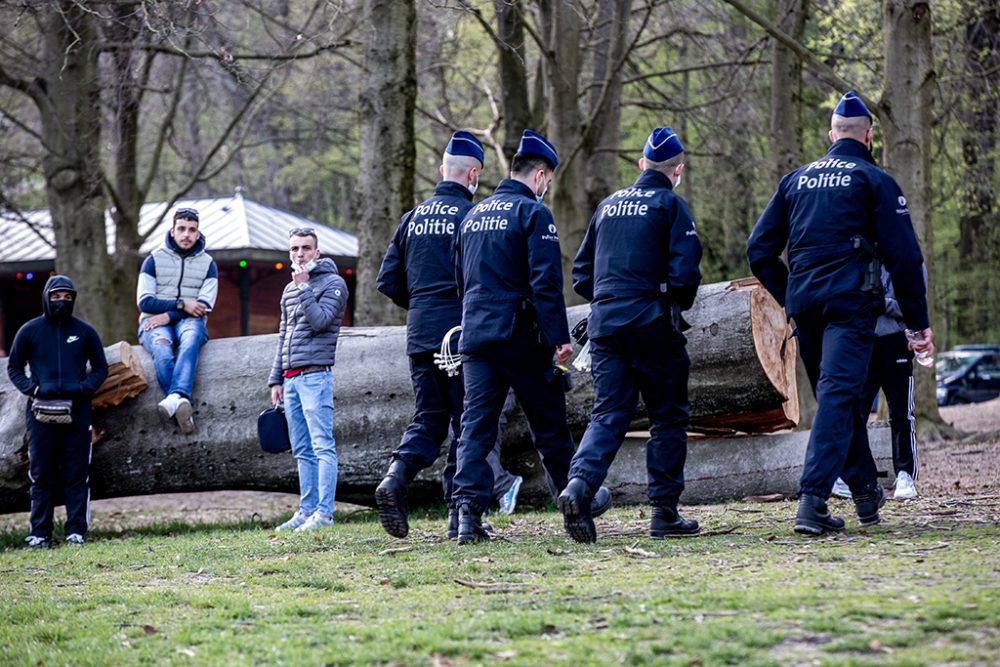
left=268, top=228, right=349, bottom=531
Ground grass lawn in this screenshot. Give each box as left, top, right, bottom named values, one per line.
left=0, top=498, right=997, bottom=666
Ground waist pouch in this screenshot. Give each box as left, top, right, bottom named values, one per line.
left=32, top=398, right=73, bottom=425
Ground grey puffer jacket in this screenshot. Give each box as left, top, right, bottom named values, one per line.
left=268, top=258, right=349, bottom=386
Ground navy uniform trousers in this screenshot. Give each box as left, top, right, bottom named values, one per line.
left=860, top=331, right=917, bottom=478
left=452, top=330, right=574, bottom=515
left=393, top=353, right=519, bottom=506
left=26, top=402, right=93, bottom=539
left=569, top=318, right=690, bottom=506
left=795, top=293, right=881, bottom=496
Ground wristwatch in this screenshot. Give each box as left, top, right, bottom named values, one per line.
left=175, top=298, right=185, bottom=310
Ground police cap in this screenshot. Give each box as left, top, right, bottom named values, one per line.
left=517, top=130, right=558, bottom=169
left=833, top=91, right=872, bottom=120
left=446, top=130, right=485, bottom=165
left=643, top=127, right=684, bottom=162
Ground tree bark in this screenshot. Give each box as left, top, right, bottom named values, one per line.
left=0, top=279, right=795, bottom=512
left=494, top=0, right=534, bottom=163
left=354, top=0, right=418, bottom=326
left=955, top=2, right=1000, bottom=343
left=881, top=0, right=941, bottom=436
left=37, top=3, right=115, bottom=338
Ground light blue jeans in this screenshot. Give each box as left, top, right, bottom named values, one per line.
left=284, top=370, right=337, bottom=518
left=138, top=317, right=208, bottom=399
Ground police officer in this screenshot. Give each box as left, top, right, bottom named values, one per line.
left=559, top=127, right=703, bottom=543
left=451, top=130, right=610, bottom=544
left=374, top=131, right=484, bottom=538
left=747, top=91, right=933, bottom=535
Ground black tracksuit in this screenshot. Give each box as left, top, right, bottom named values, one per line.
left=7, top=276, right=108, bottom=539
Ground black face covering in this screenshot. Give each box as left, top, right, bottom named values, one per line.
left=48, top=299, right=75, bottom=323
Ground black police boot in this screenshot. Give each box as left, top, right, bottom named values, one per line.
left=591, top=486, right=612, bottom=518
left=794, top=493, right=845, bottom=535
left=457, top=505, right=490, bottom=545
left=446, top=508, right=459, bottom=540
left=558, top=477, right=597, bottom=543
left=375, top=460, right=411, bottom=538
left=650, top=506, right=700, bottom=538
left=853, top=484, right=886, bottom=527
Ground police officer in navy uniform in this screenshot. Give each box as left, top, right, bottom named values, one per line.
left=374, top=131, right=484, bottom=539
left=747, top=91, right=933, bottom=535
left=559, top=127, right=703, bottom=543
left=451, top=130, right=610, bottom=544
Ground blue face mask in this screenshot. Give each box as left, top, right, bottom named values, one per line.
left=294, top=260, right=318, bottom=273
left=536, top=185, right=548, bottom=204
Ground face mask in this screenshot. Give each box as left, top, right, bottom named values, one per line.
left=468, top=180, right=479, bottom=196
left=673, top=172, right=682, bottom=188
left=536, top=185, right=548, bottom=204
left=293, top=260, right=317, bottom=273
left=48, top=300, right=74, bottom=323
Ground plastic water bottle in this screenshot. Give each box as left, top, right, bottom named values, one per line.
left=904, top=329, right=934, bottom=367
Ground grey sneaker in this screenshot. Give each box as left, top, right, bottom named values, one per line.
left=831, top=478, right=852, bottom=499
left=275, top=510, right=310, bottom=532
left=175, top=397, right=195, bottom=435
left=498, top=475, right=523, bottom=516
left=65, top=533, right=85, bottom=547
left=25, top=535, right=50, bottom=549
left=295, top=513, right=334, bottom=531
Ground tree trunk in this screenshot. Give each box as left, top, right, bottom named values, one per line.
left=0, top=279, right=795, bottom=512
left=881, top=0, right=941, bottom=436
left=355, top=0, right=416, bottom=325
left=494, top=0, right=534, bottom=164
left=37, top=3, right=114, bottom=339
left=769, top=0, right=813, bottom=429
left=955, top=2, right=1000, bottom=343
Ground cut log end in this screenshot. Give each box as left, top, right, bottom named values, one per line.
left=91, top=341, right=149, bottom=409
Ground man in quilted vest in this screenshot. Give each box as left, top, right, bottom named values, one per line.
left=136, top=207, right=219, bottom=435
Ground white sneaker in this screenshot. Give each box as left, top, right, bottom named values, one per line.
left=65, top=533, right=85, bottom=547
left=157, top=393, right=181, bottom=420
left=831, top=478, right=852, bottom=499
left=498, top=475, right=523, bottom=516
left=275, top=510, right=310, bottom=532
left=174, top=397, right=195, bottom=435
left=894, top=471, right=918, bottom=499
left=295, top=513, right=334, bottom=531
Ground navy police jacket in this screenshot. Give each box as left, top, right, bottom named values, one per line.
left=747, top=139, right=929, bottom=330
left=456, top=179, right=570, bottom=353
left=376, top=181, right=473, bottom=355
left=573, top=169, right=703, bottom=339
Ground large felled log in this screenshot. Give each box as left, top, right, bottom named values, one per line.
left=0, top=278, right=796, bottom=512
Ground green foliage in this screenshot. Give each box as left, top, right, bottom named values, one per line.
left=1, top=501, right=997, bottom=666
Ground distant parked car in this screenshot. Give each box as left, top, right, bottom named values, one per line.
left=936, top=349, right=1000, bottom=406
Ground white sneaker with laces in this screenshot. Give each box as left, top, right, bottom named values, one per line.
left=158, top=393, right=181, bottom=420
left=295, top=513, right=334, bottom=531
left=65, top=533, right=85, bottom=547
left=25, top=535, right=50, bottom=549
left=831, top=478, right=852, bottom=499
left=894, top=471, right=918, bottom=499
left=275, top=510, right=310, bottom=532
left=498, top=475, right=523, bottom=516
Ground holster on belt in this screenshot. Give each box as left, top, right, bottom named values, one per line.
left=851, top=235, right=883, bottom=295
left=660, top=283, right=691, bottom=333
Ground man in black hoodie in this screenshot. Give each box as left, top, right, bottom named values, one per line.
left=7, top=276, right=108, bottom=548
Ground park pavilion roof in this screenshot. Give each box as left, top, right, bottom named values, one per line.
left=0, top=189, right=357, bottom=271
